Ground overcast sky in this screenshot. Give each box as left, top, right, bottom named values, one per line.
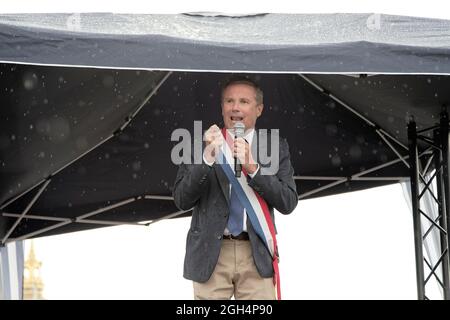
left=7, top=0, right=448, bottom=299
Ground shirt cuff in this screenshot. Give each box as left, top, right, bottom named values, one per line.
left=203, top=154, right=215, bottom=167
left=248, top=164, right=260, bottom=178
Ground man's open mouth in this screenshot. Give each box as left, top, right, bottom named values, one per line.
left=231, top=116, right=244, bottom=121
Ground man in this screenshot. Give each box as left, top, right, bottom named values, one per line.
left=173, top=77, right=298, bottom=300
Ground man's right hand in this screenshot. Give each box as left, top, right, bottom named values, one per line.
left=203, top=124, right=223, bottom=164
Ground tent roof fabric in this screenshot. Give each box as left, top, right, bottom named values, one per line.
left=1, top=13, right=450, bottom=73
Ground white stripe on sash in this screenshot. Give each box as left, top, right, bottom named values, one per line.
left=219, top=135, right=275, bottom=256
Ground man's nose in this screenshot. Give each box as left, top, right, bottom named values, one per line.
left=231, top=103, right=241, bottom=112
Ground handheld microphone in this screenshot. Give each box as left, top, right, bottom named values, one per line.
left=233, top=122, right=245, bottom=177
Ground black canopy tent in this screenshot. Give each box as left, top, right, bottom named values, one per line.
left=0, top=13, right=449, bottom=299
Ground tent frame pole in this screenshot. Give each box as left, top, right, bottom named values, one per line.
left=1, top=193, right=182, bottom=242
left=3, top=144, right=430, bottom=239
left=1, top=179, right=51, bottom=245
left=408, top=119, right=426, bottom=300
left=440, top=111, right=450, bottom=299
left=297, top=147, right=432, bottom=199
left=408, top=110, right=450, bottom=300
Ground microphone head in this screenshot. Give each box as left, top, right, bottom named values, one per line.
left=233, top=121, right=245, bottom=137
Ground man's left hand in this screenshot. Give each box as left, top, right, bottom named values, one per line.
left=233, top=137, right=258, bottom=174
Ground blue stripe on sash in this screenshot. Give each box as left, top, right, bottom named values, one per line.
left=218, top=151, right=269, bottom=249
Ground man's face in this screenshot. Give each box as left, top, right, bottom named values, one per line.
left=221, top=83, right=263, bottom=130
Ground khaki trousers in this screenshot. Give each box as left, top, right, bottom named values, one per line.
left=193, top=238, right=276, bottom=300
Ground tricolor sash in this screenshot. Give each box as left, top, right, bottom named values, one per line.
left=219, top=128, right=281, bottom=300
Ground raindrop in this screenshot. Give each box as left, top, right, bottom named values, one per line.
left=76, top=137, right=88, bottom=150
left=331, top=155, right=341, bottom=167
left=325, top=124, right=338, bottom=136
left=36, top=117, right=70, bottom=142
left=349, top=145, right=362, bottom=159
left=23, top=73, right=39, bottom=90
left=132, top=161, right=141, bottom=171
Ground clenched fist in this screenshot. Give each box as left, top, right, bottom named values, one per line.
left=233, top=137, right=258, bottom=174
left=203, top=124, right=223, bottom=164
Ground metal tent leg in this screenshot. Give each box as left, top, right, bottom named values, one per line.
left=408, top=119, right=426, bottom=300
left=408, top=110, right=450, bottom=300
left=441, top=111, right=450, bottom=299
left=434, top=128, right=450, bottom=299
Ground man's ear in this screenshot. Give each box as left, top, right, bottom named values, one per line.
left=256, top=104, right=264, bottom=117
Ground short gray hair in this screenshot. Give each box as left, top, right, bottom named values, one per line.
left=221, top=77, right=263, bottom=105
